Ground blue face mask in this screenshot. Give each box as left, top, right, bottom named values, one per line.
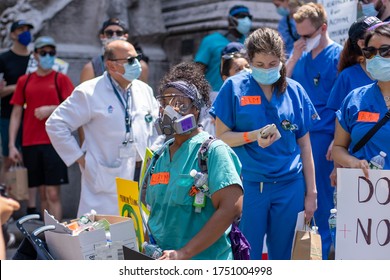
left=361, top=3, right=378, bottom=17
left=39, top=54, right=55, bottom=70
left=276, top=6, right=290, bottom=17
left=18, top=31, right=32, bottom=46
left=122, top=59, right=142, bottom=81
left=236, top=17, right=252, bottom=35
left=366, top=56, right=390, bottom=81
left=251, top=63, right=282, bottom=85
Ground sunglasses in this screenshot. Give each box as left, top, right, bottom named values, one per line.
left=222, top=52, right=246, bottom=60
left=104, top=30, right=125, bottom=38
left=362, top=45, right=390, bottom=59
left=301, top=26, right=321, bottom=39
left=110, top=54, right=142, bottom=64
left=234, top=13, right=253, bottom=20
left=38, top=50, right=56, bottom=56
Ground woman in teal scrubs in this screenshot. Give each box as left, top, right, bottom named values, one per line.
left=146, top=62, right=243, bottom=260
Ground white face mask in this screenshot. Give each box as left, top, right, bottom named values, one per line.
left=305, top=33, right=321, bottom=52
left=100, top=36, right=127, bottom=47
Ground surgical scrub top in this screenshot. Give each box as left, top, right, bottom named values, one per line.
left=327, top=63, right=375, bottom=112
left=291, top=43, right=342, bottom=134
left=278, top=15, right=299, bottom=58
left=210, top=71, right=319, bottom=183
left=336, top=82, right=390, bottom=168
left=195, top=32, right=244, bottom=92
left=146, top=131, right=243, bottom=260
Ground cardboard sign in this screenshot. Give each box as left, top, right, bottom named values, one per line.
left=116, top=178, right=144, bottom=252
left=318, top=0, right=357, bottom=46
left=336, top=168, right=390, bottom=259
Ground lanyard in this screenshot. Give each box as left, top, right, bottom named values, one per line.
left=108, top=75, right=133, bottom=142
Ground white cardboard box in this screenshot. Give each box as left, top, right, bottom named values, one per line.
left=44, top=210, right=138, bottom=260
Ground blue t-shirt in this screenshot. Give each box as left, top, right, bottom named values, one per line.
left=210, top=71, right=319, bottom=182
left=146, top=131, right=243, bottom=260
left=278, top=15, right=298, bottom=58
left=194, top=32, right=244, bottom=92
left=327, top=63, right=375, bottom=112
left=336, top=82, right=390, bottom=168
left=292, top=43, right=343, bottom=134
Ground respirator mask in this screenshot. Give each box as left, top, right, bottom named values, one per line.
left=154, top=105, right=197, bottom=137
left=154, top=81, right=203, bottom=138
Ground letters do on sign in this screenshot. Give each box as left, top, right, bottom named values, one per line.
left=336, top=168, right=390, bottom=260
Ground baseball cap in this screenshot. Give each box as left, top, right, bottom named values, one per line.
left=222, top=42, right=245, bottom=56
left=10, top=20, right=34, bottom=32
left=100, top=18, right=127, bottom=34
left=34, top=36, right=56, bottom=49
left=348, top=16, right=382, bottom=43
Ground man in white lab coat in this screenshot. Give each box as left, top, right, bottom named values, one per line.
left=46, top=40, right=162, bottom=216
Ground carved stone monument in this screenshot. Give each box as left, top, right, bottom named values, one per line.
left=0, top=0, right=280, bottom=218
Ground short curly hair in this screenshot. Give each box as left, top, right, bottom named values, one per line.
left=158, top=62, right=211, bottom=108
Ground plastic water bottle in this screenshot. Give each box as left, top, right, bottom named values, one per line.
left=190, top=169, right=209, bottom=193
left=73, top=209, right=97, bottom=235
left=369, top=151, right=387, bottom=170
left=142, top=242, right=163, bottom=259
left=190, top=169, right=209, bottom=213
left=333, top=189, right=337, bottom=208
left=328, top=208, right=337, bottom=248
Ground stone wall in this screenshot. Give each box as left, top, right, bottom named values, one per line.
left=0, top=0, right=281, bottom=219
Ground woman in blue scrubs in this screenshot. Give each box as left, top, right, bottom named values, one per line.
left=327, top=16, right=381, bottom=114
left=327, top=16, right=381, bottom=187
left=333, top=23, right=390, bottom=173
left=211, top=27, right=318, bottom=260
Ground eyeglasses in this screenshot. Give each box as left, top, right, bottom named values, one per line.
left=301, top=26, right=321, bottom=39
left=104, top=30, right=125, bottom=38
left=38, top=50, right=56, bottom=56
left=362, top=45, right=390, bottom=59
left=157, top=94, right=193, bottom=113
left=109, top=54, right=142, bottom=65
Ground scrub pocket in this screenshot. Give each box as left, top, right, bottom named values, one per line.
left=171, top=174, right=194, bottom=206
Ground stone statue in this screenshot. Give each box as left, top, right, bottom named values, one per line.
left=0, top=0, right=73, bottom=48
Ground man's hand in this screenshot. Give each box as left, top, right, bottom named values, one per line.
left=290, top=38, right=306, bottom=61
left=77, top=154, right=86, bottom=169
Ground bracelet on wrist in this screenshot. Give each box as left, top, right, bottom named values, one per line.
left=243, top=132, right=251, bottom=143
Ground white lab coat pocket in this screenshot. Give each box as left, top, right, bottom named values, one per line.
left=93, top=160, right=122, bottom=194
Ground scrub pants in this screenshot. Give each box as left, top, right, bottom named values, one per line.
left=310, top=132, right=335, bottom=259
left=240, top=176, right=305, bottom=260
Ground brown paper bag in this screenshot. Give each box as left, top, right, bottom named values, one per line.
left=6, top=164, right=29, bottom=201
left=291, top=230, right=322, bottom=260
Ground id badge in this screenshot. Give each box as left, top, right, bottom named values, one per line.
left=119, top=142, right=136, bottom=158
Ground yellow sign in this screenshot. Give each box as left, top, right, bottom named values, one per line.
left=116, top=178, right=144, bottom=251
